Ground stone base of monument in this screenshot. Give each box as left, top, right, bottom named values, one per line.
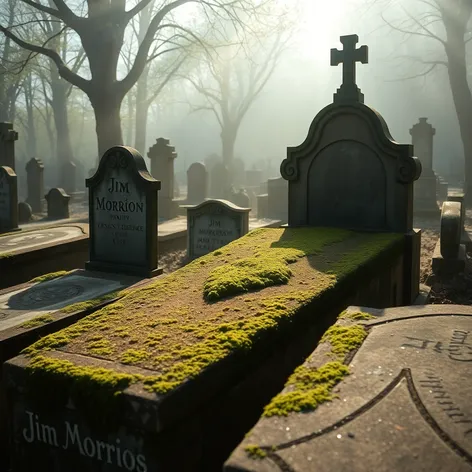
left=414, top=176, right=441, bottom=217
left=0, top=225, right=89, bottom=290
left=224, top=304, right=472, bottom=472
left=3, top=228, right=413, bottom=472
left=0, top=269, right=149, bottom=471
left=432, top=240, right=467, bottom=276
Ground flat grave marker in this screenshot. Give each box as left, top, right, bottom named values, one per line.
left=86, top=146, right=161, bottom=277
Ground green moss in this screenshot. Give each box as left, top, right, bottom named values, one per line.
left=19, top=315, right=55, bottom=329
left=29, top=271, right=69, bottom=284
left=60, top=291, right=122, bottom=314
left=339, top=310, right=375, bottom=321
left=87, top=339, right=114, bottom=356
left=121, top=350, right=149, bottom=365
left=262, top=361, right=349, bottom=417
left=0, top=252, right=13, bottom=259
left=321, top=324, right=368, bottom=357
left=245, top=444, right=267, bottom=459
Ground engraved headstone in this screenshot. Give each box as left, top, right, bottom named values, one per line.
left=0, top=166, right=18, bottom=233
left=45, top=188, right=70, bottom=220
left=86, top=145, right=161, bottom=277
left=17, top=202, right=32, bottom=224
left=225, top=304, right=472, bottom=472
left=0, top=122, right=19, bottom=170
left=147, top=137, right=178, bottom=220
left=25, top=158, right=44, bottom=213
left=410, top=118, right=440, bottom=216
left=209, top=162, right=230, bottom=199
left=185, top=199, right=250, bottom=259
left=186, top=162, right=207, bottom=205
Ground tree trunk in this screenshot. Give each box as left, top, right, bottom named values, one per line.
left=24, top=76, right=37, bottom=157
left=0, top=0, right=14, bottom=121
left=126, top=90, right=134, bottom=146
left=90, top=93, right=124, bottom=157
left=443, top=4, right=472, bottom=205
left=221, top=124, right=237, bottom=166
left=134, top=65, right=150, bottom=154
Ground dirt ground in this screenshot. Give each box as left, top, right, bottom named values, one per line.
left=158, top=212, right=472, bottom=306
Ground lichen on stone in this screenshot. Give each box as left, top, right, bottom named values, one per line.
left=244, top=444, right=267, bottom=459
left=19, top=314, right=55, bottom=329
left=339, top=310, right=375, bottom=321
left=320, top=324, right=368, bottom=357
left=29, top=271, right=69, bottom=284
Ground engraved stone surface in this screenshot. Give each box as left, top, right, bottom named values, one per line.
left=0, top=270, right=129, bottom=332
left=0, top=166, right=18, bottom=232
left=86, top=146, right=161, bottom=277
left=0, top=225, right=85, bottom=255
left=225, top=304, right=472, bottom=472
left=185, top=199, right=250, bottom=259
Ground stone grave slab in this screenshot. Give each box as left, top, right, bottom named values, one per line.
left=3, top=227, right=406, bottom=472
left=185, top=199, right=250, bottom=259
left=224, top=304, right=472, bottom=472
left=86, top=146, right=161, bottom=277
left=0, top=225, right=85, bottom=256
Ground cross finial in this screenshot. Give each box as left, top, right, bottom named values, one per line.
left=330, top=34, right=368, bottom=103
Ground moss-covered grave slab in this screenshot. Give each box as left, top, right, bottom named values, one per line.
left=4, top=227, right=405, bottom=472
left=0, top=224, right=89, bottom=289
left=225, top=304, right=472, bottom=472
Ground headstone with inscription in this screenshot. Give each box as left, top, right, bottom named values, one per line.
left=147, top=137, right=178, bottom=220
left=410, top=118, right=440, bottom=216
left=0, top=166, right=19, bottom=233
left=25, top=158, right=44, bottom=213
left=45, top=187, right=70, bottom=220
left=225, top=304, right=472, bottom=472
left=185, top=199, right=250, bottom=259
left=86, top=145, right=162, bottom=277
left=186, top=162, right=207, bottom=205
left=0, top=122, right=19, bottom=170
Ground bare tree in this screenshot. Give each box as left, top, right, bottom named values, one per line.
left=375, top=0, right=472, bottom=204
left=0, top=0, right=267, bottom=156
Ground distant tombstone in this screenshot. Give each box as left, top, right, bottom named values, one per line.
left=18, top=202, right=32, bottom=224
left=230, top=188, right=250, bottom=209
left=186, top=199, right=250, bottom=259
left=210, top=162, right=229, bottom=199
left=267, top=177, right=288, bottom=223
left=410, top=118, right=440, bottom=216
left=0, top=166, right=18, bottom=233
left=186, top=162, right=208, bottom=205
left=230, top=158, right=245, bottom=187
left=86, top=146, right=161, bottom=277
left=147, top=137, right=177, bottom=220
left=245, top=169, right=263, bottom=188
left=0, top=122, right=19, bottom=171
left=62, top=161, right=76, bottom=194
left=45, top=188, right=70, bottom=220
left=281, top=34, right=421, bottom=233
left=74, top=160, right=86, bottom=191
left=25, top=158, right=44, bottom=213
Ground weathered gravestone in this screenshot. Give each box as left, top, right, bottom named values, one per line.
left=17, top=202, right=32, bottom=224
left=410, top=118, right=440, bottom=216
left=186, top=199, right=250, bottom=259
left=230, top=188, right=250, bottom=209
left=45, top=188, right=70, bottom=220
left=147, top=137, right=178, bottom=220
left=225, top=304, right=472, bottom=472
left=210, top=161, right=230, bottom=199
left=186, top=162, right=208, bottom=205
left=0, top=166, right=19, bottom=233
left=281, top=34, right=422, bottom=304
left=0, top=122, right=18, bottom=170
left=25, top=158, right=44, bottom=213
left=86, top=146, right=162, bottom=277
left=267, top=177, right=288, bottom=223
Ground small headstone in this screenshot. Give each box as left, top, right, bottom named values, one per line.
left=0, top=122, right=19, bottom=171
left=267, top=177, right=288, bottom=223
left=45, top=188, right=70, bottom=220
left=230, top=188, right=250, bottom=209
left=410, top=118, right=440, bottom=216
left=25, top=158, right=44, bottom=213
left=0, top=166, right=18, bottom=233
left=186, top=199, right=250, bottom=259
left=209, top=162, right=230, bottom=199
left=17, top=202, right=32, bottom=224
left=61, top=161, right=76, bottom=194
left=257, top=194, right=268, bottom=219
left=147, top=137, right=178, bottom=220
left=230, top=158, right=246, bottom=187
left=86, top=145, right=162, bottom=277
left=186, top=162, right=207, bottom=204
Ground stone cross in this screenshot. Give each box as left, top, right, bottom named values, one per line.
left=0, top=122, right=19, bottom=171
left=330, top=34, right=368, bottom=103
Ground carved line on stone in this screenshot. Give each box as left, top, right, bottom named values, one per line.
left=258, top=369, right=472, bottom=466
left=280, top=103, right=417, bottom=183
left=264, top=451, right=297, bottom=472
left=362, top=313, right=472, bottom=328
